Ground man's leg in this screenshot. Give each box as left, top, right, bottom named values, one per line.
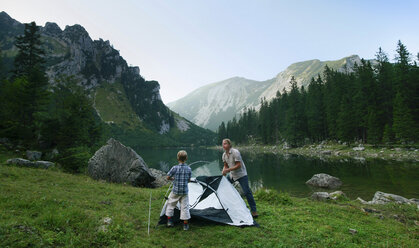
left=237, top=175, right=257, bottom=213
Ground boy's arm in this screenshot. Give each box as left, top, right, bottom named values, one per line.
left=166, top=167, right=176, bottom=180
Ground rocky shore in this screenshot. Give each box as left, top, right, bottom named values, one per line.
left=220, top=141, right=419, bottom=162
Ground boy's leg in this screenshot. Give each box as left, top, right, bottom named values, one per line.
left=179, top=194, right=191, bottom=220
left=179, top=195, right=190, bottom=230
left=237, top=175, right=257, bottom=213
left=165, top=192, right=181, bottom=226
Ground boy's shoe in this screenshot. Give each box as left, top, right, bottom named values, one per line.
left=183, top=223, right=189, bottom=231
left=167, top=218, right=174, bottom=227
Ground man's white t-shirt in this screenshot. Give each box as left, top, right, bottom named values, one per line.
left=222, top=148, right=247, bottom=181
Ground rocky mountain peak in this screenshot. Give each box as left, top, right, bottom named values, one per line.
left=42, top=22, right=62, bottom=36
left=62, top=24, right=93, bottom=50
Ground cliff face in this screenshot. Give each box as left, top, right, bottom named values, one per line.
left=0, top=11, right=215, bottom=146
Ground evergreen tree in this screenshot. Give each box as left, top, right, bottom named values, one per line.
left=9, top=21, right=50, bottom=144
left=392, top=92, right=417, bottom=142
left=285, top=77, right=306, bottom=146
left=13, top=22, right=46, bottom=78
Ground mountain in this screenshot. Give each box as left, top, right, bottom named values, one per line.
left=168, top=55, right=369, bottom=130
left=167, top=77, right=274, bottom=130
left=0, top=11, right=215, bottom=147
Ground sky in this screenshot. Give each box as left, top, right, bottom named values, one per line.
left=2, top=0, right=419, bottom=103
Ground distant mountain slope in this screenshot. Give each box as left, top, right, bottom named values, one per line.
left=168, top=55, right=370, bottom=130
left=260, top=55, right=364, bottom=100
left=167, top=77, right=274, bottom=130
left=0, top=11, right=215, bottom=146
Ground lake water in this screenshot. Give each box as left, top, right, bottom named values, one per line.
left=134, top=147, right=419, bottom=200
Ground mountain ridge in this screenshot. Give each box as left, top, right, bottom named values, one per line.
left=0, top=11, right=215, bottom=146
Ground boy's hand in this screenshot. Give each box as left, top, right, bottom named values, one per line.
left=166, top=176, right=174, bottom=181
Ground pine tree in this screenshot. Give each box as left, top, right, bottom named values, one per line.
left=217, top=122, right=227, bottom=144
left=392, top=92, right=417, bottom=142
left=10, top=21, right=50, bottom=144
left=13, top=22, right=45, bottom=78
left=285, top=77, right=306, bottom=146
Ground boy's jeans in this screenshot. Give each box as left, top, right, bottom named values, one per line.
left=229, top=175, right=257, bottom=213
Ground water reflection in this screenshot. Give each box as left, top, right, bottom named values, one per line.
left=134, top=147, right=419, bottom=199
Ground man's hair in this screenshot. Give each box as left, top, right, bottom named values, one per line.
left=222, top=138, right=232, bottom=147
left=177, top=150, right=188, bottom=162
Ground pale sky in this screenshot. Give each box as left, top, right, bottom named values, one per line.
left=2, top=0, right=419, bottom=103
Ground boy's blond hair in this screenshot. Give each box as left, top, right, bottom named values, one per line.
left=177, top=150, right=188, bottom=162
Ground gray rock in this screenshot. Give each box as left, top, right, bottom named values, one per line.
left=311, top=192, right=331, bottom=201
left=329, top=191, right=346, bottom=200
left=7, top=158, right=34, bottom=167
left=26, top=150, right=42, bottom=161
left=88, top=138, right=155, bottom=187
left=34, top=161, right=55, bottom=169
left=349, top=228, right=358, bottom=234
left=6, top=158, right=54, bottom=169
left=353, top=145, right=365, bottom=151
left=306, top=173, right=342, bottom=189
left=311, top=191, right=345, bottom=201
left=357, top=191, right=418, bottom=206
left=45, top=148, right=59, bottom=160
left=320, top=150, right=332, bottom=155
left=149, top=168, right=170, bottom=188
left=102, top=217, right=112, bottom=225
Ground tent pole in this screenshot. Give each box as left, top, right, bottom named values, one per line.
left=148, top=191, right=151, bottom=236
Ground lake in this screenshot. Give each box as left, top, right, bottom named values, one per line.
left=134, top=147, right=419, bottom=200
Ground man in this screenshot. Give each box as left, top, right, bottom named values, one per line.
left=221, top=138, right=258, bottom=218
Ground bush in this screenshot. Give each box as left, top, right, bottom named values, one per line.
left=255, top=188, right=293, bottom=205
left=57, top=146, right=91, bottom=173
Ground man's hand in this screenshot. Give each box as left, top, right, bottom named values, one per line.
left=222, top=167, right=229, bottom=176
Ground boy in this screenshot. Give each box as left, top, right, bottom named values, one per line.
left=166, top=150, right=192, bottom=230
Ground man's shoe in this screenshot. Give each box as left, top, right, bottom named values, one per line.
left=183, top=223, right=189, bottom=231
left=251, top=212, right=259, bottom=218
left=167, top=218, right=174, bottom=227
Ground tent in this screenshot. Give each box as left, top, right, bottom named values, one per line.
left=158, top=175, right=257, bottom=227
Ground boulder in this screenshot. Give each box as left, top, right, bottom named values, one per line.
left=353, top=145, right=365, bottom=151
left=306, top=173, right=342, bottom=189
left=6, top=158, right=55, bottom=169
left=311, top=191, right=346, bottom=201
left=149, top=168, right=170, bottom=188
left=88, top=138, right=155, bottom=187
left=320, top=150, right=332, bottom=155
left=311, top=192, right=331, bottom=201
left=34, top=161, right=55, bottom=169
left=26, top=150, right=42, bottom=161
left=357, top=191, right=418, bottom=206
left=7, top=158, right=33, bottom=167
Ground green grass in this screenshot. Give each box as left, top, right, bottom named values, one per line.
left=0, top=151, right=418, bottom=247
left=94, top=81, right=145, bottom=129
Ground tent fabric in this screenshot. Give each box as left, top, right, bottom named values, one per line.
left=159, top=175, right=257, bottom=226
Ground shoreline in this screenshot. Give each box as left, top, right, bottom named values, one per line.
left=209, top=142, right=419, bottom=162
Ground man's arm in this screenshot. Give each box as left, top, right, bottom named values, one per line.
left=222, top=161, right=241, bottom=175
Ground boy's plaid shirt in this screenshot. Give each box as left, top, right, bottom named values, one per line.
left=167, top=163, right=192, bottom=195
